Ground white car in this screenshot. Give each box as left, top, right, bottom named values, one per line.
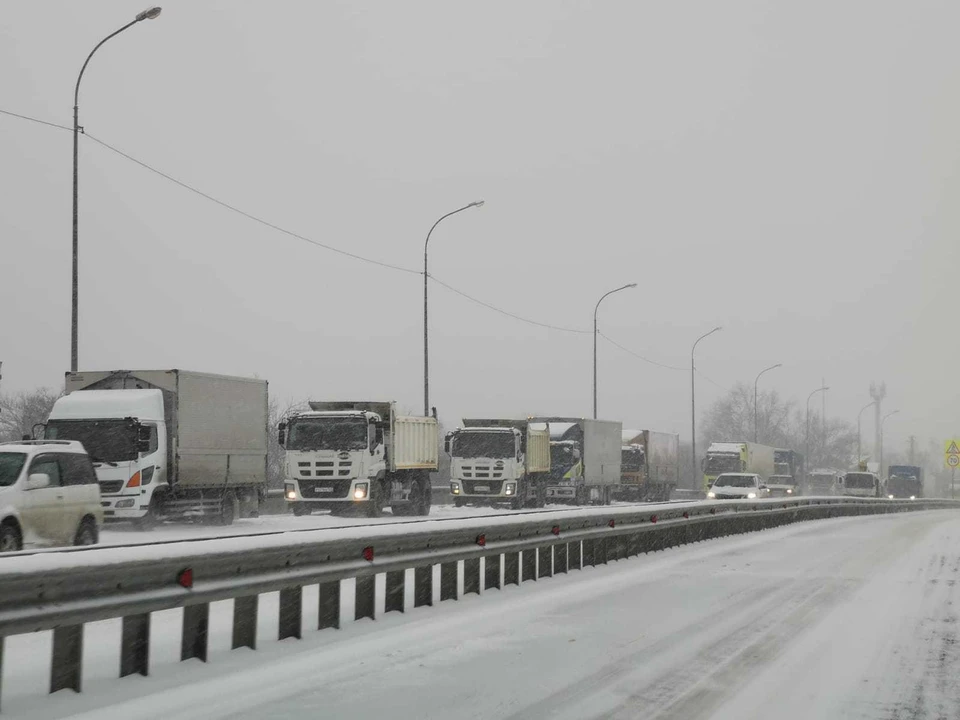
left=0, top=440, right=104, bottom=552
left=707, top=473, right=770, bottom=500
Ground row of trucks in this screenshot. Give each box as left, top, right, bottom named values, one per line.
left=703, top=442, right=805, bottom=495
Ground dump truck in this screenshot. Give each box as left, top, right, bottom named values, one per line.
left=702, top=441, right=776, bottom=492
left=45, top=369, right=268, bottom=525
left=529, top=417, right=622, bottom=505
left=615, top=429, right=680, bottom=502
left=280, top=401, right=438, bottom=517
left=445, top=419, right=550, bottom=509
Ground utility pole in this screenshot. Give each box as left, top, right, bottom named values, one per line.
left=870, top=381, right=886, bottom=467
left=908, top=435, right=917, bottom=465
left=821, top=376, right=827, bottom=460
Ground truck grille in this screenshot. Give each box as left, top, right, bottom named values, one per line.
left=461, top=464, right=504, bottom=479
left=99, top=480, right=124, bottom=494
left=297, top=460, right=353, bottom=478
left=464, top=480, right=504, bottom=494
left=298, top=479, right=352, bottom=499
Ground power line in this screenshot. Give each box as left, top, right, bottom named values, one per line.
left=429, top=274, right=591, bottom=334
left=597, top=331, right=687, bottom=371
left=0, top=107, right=72, bottom=132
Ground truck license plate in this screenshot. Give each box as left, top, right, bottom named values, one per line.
left=314, top=486, right=334, bottom=493
left=474, top=485, right=490, bottom=492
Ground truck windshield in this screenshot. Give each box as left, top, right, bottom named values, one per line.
left=287, top=418, right=368, bottom=451
left=705, top=453, right=741, bottom=474
left=549, top=444, right=576, bottom=480
left=844, top=473, right=875, bottom=489
left=808, top=474, right=835, bottom=487
left=621, top=448, right=644, bottom=472
left=0, top=453, right=26, bottom=487
left=45, top=419, right=138, bottom=463
left=453, top=432, right=514, bottom=459
left=715, top=474, right=756, bottom=488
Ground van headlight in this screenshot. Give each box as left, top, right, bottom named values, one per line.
left=888, top=494, right=894, bottom=500
left=353, top=482, right=368, bottom=500
left=786, top=488, right=793, bottom=494
left=504, top=482, right=516, bottom=496
left=910, top=495, right=916, bottom=500
left=747, top=492, right=757, bottom=499
left=450, top=482, right=460, bottom=495
left=707, top=491, right=716, bottom=499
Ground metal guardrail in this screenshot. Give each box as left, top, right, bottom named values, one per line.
left=0, top=497, right=955, bottom=709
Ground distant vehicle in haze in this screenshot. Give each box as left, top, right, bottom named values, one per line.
left=702, top=442, right=775, bottom=492
left=615, top=429, right=680, bottom=503
left=529, top=418, right=622, bottom=505
left=803, top=469, right=841, bottom=496
left=766, top=474, right=799, bottom=497
left=707, top=473, right=770, bottom=500
left=280, top=401, right=437, bottom=518
left=445, top=419, right=550, bottom=509
left=887, top=465, right=923, bottom=499
left=0, top=439, right=103, bottom=551
left=774, top=449, right=804, bottom=480
left=839, top=471, right=882, bottom=498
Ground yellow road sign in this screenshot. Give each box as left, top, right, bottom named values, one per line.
left=946, top=439, right=960, bottom=469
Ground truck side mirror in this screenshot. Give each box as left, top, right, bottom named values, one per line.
left=444, top=433, right=452, bottom=455
left=277, top=422, right=286, bottom=447
left=137, top=425, right=152, bottom=454
left=368, top=423, right=377, bottom=455
left=31, top=422, right=46, bottom=440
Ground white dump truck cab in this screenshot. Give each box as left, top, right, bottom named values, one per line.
left=445, top=419, right=549, bottom=510
left=45, top=390, right=165, bottom=523
left=280, top=401, right=437, bottom=518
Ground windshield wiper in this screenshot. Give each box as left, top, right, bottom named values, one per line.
left=90, top=455, right=119, bottom=468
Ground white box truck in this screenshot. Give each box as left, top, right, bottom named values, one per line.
left=444, top=419, right=551, bottom=510
left=529, top=417, right=622, bottom=505
left=616, top=429, right=681, bottom=502
left=279, top=401, right=438, bottom=517
left=45, top=370, right=268, bottom=526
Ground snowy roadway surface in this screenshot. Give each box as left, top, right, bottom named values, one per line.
left=7, top=510, right=960, bottom=719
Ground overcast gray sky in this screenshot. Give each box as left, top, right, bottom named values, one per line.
left=1, top=0, right=957, bottom=456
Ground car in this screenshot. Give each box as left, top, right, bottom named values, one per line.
left=0, top=440, right=104, bottom=552
left=766, top=474, right=800, bottom=497
left=839, top=471, right=882, bottom=499
left=707, top=473, right=770, bottom=500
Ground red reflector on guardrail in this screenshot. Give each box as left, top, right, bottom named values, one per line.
left=362, top=546, right=374, bottom=562
left=682, top=511, right=689, bottom=519
left=551, top=526, right=560, bottom=536
left=476, top=534, right=486, bottom=547
left=177, top=568, right=193, bottom=589
left=709, top=508, right=716, bottom=515
left=650, top=515, right=658, bottom=524
left=608, top=519, right=616, bottom=528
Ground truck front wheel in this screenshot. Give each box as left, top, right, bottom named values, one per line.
left=366, top=481, right=386, bottom=518
left=217, top=492, right=237, bottom=526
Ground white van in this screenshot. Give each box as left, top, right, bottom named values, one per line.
left=0, top=440, right=104, bottom=551
left=839, top=471, right=881, bottom=499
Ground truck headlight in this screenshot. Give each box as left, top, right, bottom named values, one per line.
left=747, top=492, right=757, bottom=499
left=505, top=482, right=516, bottom=496
left=354, top=482, right=368, bottom=500
left=116, top=498, right=136, bottom=509
left=910, top=495, right=916, bottom=500
left=285, top=483, right=297, bottom=500
left=888, top=494, right=894, bottom=500
left=450, top=482, right=460, bottom=495
left=786, top=488, right=793, bottom=494
left=707, top=491, right=716, bottom=499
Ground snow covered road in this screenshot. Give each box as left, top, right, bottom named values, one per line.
left=8, top=509, right=960, bottom=719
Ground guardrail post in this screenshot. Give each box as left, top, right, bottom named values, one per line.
left=355, top=575, right=376, bottom=620
left=627, top=532, right=640, bottom=556
left=538, top=546, right=553, bottom=578
left=279, top=586, right=303, bottom=639
left=181, top=603, right=209, bottom=662
left=385, top=570, right=405, bottom=613
left=50, top=625, right=83, bottom=694
left=583, top=538, right=596, bottom=567
left=555, top=542, right=568, bottom=574
left=504, top=551, right=520, bottom=585
left=484, top=554, right=501, bottom=590
left=440, top=562, right=458, bottom=601
left=232, top=595, right=258, bottom=650
left=318, top=580, right=341, bottom=629
left=414, top=566, right=433, bottom=607
left=522, top=549, right=537, bottom=582
left=120, top=613, right=151, bottom=677
left=569, top=541, right=582, bottom=570
left=464, top=558, right=481, bottom=595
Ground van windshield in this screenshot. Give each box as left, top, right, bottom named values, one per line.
left=844, top=473, right=875, bottom=489
left=715, top=475, right=757, bottom=488
left=0, top=453, right=26, bottom=487
left=45, top=419, right=138, bottom=463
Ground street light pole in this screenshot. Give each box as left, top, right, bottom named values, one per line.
left=71, top=6, right=162, bottom=372
left=423, top=200, right=484, bottom=416
left=805, top=385, right=829, bottom=469
left=592, top=283, right=636, bottom=419
left=880, top=410, right=899, bottom=479
left=857, top=401, right=876, bottom=466
left=753, top=363, right=782, bottom=443
left=691, top=327, right=722, bottom=489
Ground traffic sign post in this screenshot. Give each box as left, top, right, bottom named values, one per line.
left=946, top=440, right=960, bottom=499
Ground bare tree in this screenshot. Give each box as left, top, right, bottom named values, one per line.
left=0, top=387, right=63, bottom=443
left=267, top=396, right=310, bottom=488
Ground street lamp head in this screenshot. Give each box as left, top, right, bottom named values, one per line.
left=136, top=7, right=162, bottom=21
left=471, top=200, right=485, bottom=208
left=625, top=283, right=638, bottom=289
